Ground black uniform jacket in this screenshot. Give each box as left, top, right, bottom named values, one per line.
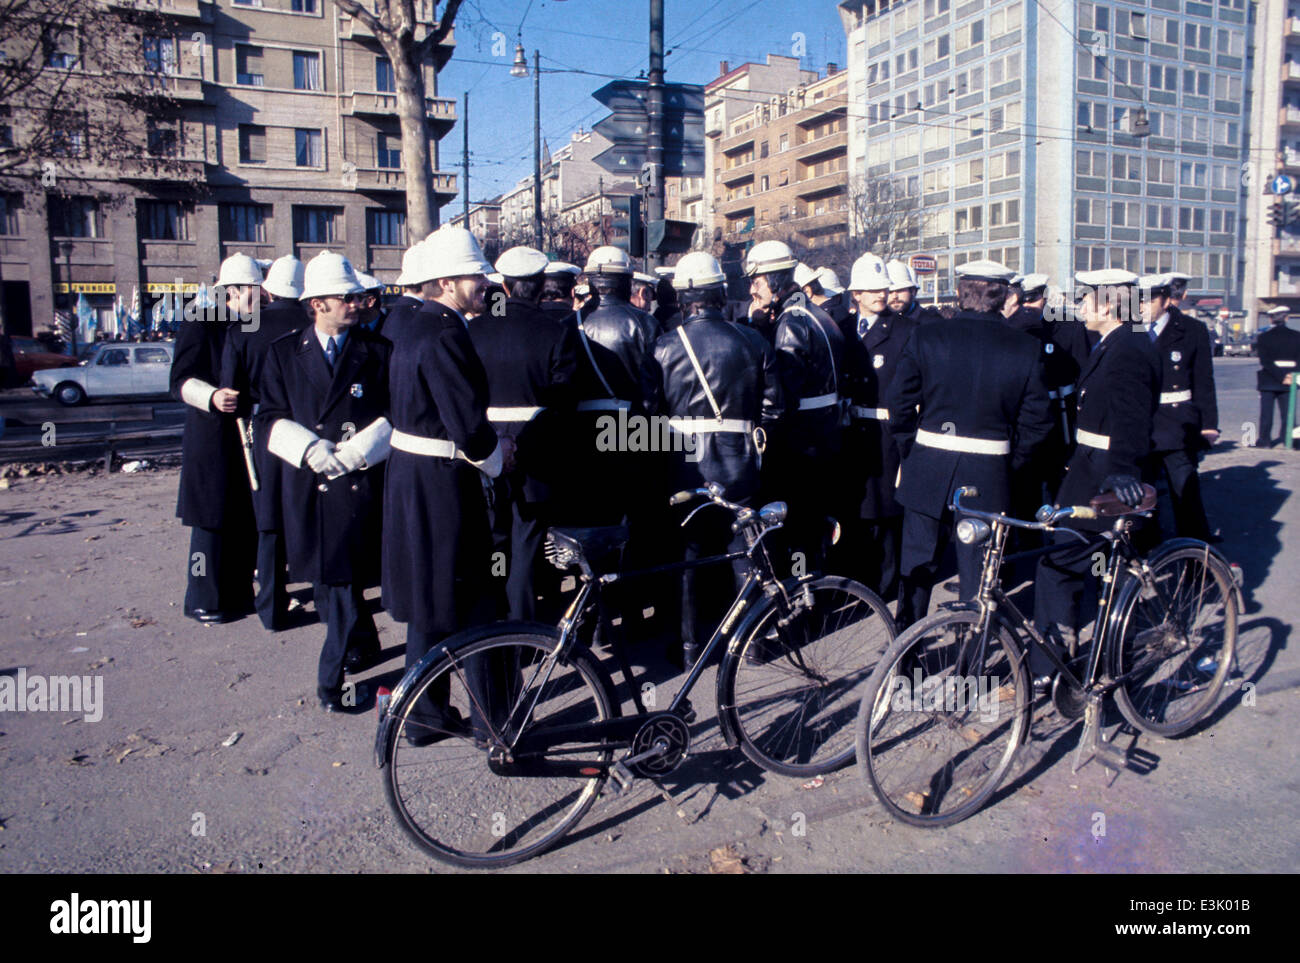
left=887, top=310, right=1052, bottom=518
left=579, top=294, right=662, bottom=408
left=382, top=299, right=499, bottom=632
left=220, top=297, right=308, bottom=531
left=467, top=297, right=580, bottom=504
left=773, top=296, right=846, bottom=460
left=1151, top=308, right=1218, bottom=452
left=1257, top=322, right=1300, bottom=392
left=379, top=295, right=424, bottom=343
left=1056, top=326, right=1159, bottom=516
left=255, top=325, right=391, bottom=586
left=896, top=300, right=945, bottom=326
left=646, top=308, right=784, bottom=501
left=844, top=311, right=917, bottom=519
left=170, top=316, right=251, bottom=529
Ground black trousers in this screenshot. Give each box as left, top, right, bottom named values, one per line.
left=313, top=583, right=379, bottom=694
left=1032, top=532, right=1105, bottom=676
left=835, top=516, right=901, bottom=608
left=1258, top=390, right=1295, bottom=448
left=403, top=623, right=516, bottom=735
left=254, top=530, right=290, bottom=631
left=184, top=523, right=255, bottom=618
left=1146, top=448, right=1211, bottom=541
left=897, top=508, right=982, bottom=629
left=681, top=509, right=748, bottom=650
left=489, top=482, right=554, bottom=623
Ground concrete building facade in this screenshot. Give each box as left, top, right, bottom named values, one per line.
left=840, top=0, right=1252, bottom=303
left=0, top=0, right=458, bottom=336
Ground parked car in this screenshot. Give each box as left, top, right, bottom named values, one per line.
left=3, top=336, right=80, bottom=388
left=31, top=341, right=175, bottom=405
left=1223, top=333, right=1257, bottom=358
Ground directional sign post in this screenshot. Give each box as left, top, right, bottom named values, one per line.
left=592, top=80, right=706, bottom=177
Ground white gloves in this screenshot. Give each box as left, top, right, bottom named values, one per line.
left=304, top=439, right=347, bottom=477
left=333, top=445, right=366, bottom=476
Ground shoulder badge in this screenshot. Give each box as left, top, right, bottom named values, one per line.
left=1170, top=350, right=1182, bottom=363
left=350, top=383, right=364, bottom=398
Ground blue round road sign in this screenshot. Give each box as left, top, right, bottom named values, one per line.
left=1272, top=174, right=1294, bottom=196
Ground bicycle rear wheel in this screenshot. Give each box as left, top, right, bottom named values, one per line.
left=856, top=607, right=1030, bottom=828
left=722, top=576, right=896, bottom=777
left=383, top=632, right=616, bottom=868
left=1111, top=544, right=1237, bottom=737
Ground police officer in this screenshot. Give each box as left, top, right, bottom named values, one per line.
left=171, top=253, right=260, bottom=623
left=645, top=251, right=783, bottom=666
left=887, top=260, right=1053, bottom=629
left=383, top=227, right=505, bottom=745
left=652, top=272, right=682, bottom=331
left=1032, top=274, right=1091, bottom=498
left=884, top=259, right=943, bottom=326
left=1256, top=306, right=1300, bottom=448
left=354, top=271, right=388, bottom=335
left=1034, top=269, right=1159, bottom=685
left=1139, top=273, right=1219, bottom=541
left=468, top=245, right=580, bottom=622
left=539, top=261, right=581, bottom=327
left=631, top=272, right=658, bottom=313
left=837, top=253, right=914, bottom=606
left=258, top=252, right=392, bottom=712
left=384, top=242, right=429, bottom=339
left=220, top=255, right=308, bottom=631
left=746, top=240, right=846, bottom=567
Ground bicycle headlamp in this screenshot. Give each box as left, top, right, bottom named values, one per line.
left=956, top=518, right=991, bottom=545
left=759, top=501, right=788, bottom=526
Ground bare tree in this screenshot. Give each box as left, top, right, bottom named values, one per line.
left=334, top=0, right=461, bottom=240
left=847, top=174, right=927, bottom=262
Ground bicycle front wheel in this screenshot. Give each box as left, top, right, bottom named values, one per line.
left=1111, top=544, right=1238, bottom=738
left=722, top=576, right=896, bottom=777
left=383, top=632, right=616, bottom=868
left=856, top=607, right=1030, bottom=828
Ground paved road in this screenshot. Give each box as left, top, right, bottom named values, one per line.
left=0, top=359, right=1295, bottom=874
left=0, top=393, right=185, bottom=464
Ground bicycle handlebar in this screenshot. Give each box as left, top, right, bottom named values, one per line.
left=950, top=486, right=1096, bottom=532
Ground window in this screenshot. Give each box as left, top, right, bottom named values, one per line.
left=990, top=2, right=1022, bottom=37
left=923, top=125, right=948, bottom=151
left=1147, top=157, right=1175, bottom=184
left=1075, top=198, right=1105, bottom=225
left=1183, top=69, right=1210, bottom=97
left=48, top=196, right=98, bottom=238
left=1149, top=64, right=1177, bottom=92
left=1112, top=154, right=1140, bottom=181
left=779, top=132, right=789, bottom=151
left=291, top=0, right=316, bottom=10
left=925, top=34, right=951, bottom=61
left=955, top=204, right=983, bottom=232
left=376, top=56, right=395, bottom=93
left=1146, top=204, right=1173, bottom=229
left=955, top=157, right=983, bottom=186
left=293, top=51, right=322, bottom=91
left=221, top=204, right=270, bottom=243
left=366, top=209, right=406, bottom=247
left=1178, top=207, right=1206, bottom=231
left=955, top=19, right=984, bottom=52
left=1185, top=22, right=1211, bottom=51
left=139, top=201, right=188, bottom=241
left=759, top=174, right=769, bottom=192
left=238, top=124, right=266, bottom=163
left=135, top=346, right=170, bottom=365
left=1179, top=115, right=1208, bottom=143
left=0, top=193, right=19, bottom=235
left=49, top=117, right=85, bottom=158
left=1213, top=119, right=1239, bottom=146
left=293, top=206, right=340, bottom=244
left=143, top=36, right=178, bottom=75
left=1179, top=161, right=1208, bottom=187
left=989, top=198, right=1020, bottom=226
left=1216, top=29, right=1244, bottom=57
left=1111, top=201, right=1140, bottom=227
left=989, top=52, right=1020, bottom=86
left=377, top=131, right=400, bottom=168
left=759, top=139, right=769, bottom=159
left=146, top=121, right=178, bottom=157
left=44, top=30, right=78, bottom=69
left=295, top=128, right=323, bottom=167
left=1128, top=12, right=1147, bottom=39
left=236, top=45, right=264, bottom=86
left=923, top=167, right=950, bottom=191
left=1214, top=75, right=1242, bottom=102
left=97, top=348, right=131, bottom=367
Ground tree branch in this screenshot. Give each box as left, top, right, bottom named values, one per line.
left=417, top=0, right=461, bottom=59
left=335, top=0, right=386, bottom=38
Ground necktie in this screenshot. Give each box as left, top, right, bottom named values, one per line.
left=325, top=336, right=338, bottom=369
left=1148, top=325, right=1159, bottom=344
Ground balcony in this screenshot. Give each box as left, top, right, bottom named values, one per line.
left=144, top=73, right=206, bottom=101
left=354, top=166, right=405, bottom=191
left=720, top=162, right=754, bottom=186
left=118, top=156, right=208, bottom=182
left=720, top=125, right=757, bottom=153
left=794, top=169, right=848, bottom=198
left=1283, top=150, right=1300, bottom=172
left=793, top=129, right=848, bottom=161
left=109, top=0, right=206, bottom=19
left=345, top=91, right=456, bottom=128
left=1283, top=61, right=1300, bottom=84
left=1274, top=236, right=1300, bottom=257
left=783, top=209, right=849, bottom=232
left=1283, top=106, right=1300, bottom=129
left=342, top=11, right=455, bottom=67
left=49, top=238, right=115, bottom=267
left=1289, top=17, right=1300, bottom=38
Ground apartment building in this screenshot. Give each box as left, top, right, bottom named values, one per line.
left=448, top=202, right=502, bottom=261
left=0, top=0, right=458, bottom=336
left=497, top=128, right=618, bottom=245
left=1244, top=0, right=1300, bottom=324
left=840, top=0, right=1252, bottom=303
left=707, top=61, right=851, bottom=254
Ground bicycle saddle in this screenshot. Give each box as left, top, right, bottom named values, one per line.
left=1088, top=483, right=1158, bottom=517
left=545, top=525, right=630, bottom=574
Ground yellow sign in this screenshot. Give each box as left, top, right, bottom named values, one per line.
left=145, top=282, right=203, bottom=293
left=54, top=282, right=116, bottom=294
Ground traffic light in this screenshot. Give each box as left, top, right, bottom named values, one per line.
left=1268, top=201, right=1285, bottom=231
left=648, top=218, right=696, bottom=255
left=610, top=194, right=644, bottom=257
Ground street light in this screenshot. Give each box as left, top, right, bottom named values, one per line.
left=511, top=42, right=543, bottom=250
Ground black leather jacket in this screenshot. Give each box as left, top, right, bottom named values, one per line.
left=773, top=294, right=846, bottom=458
left=647, top=307, right=784, bottom=500
left=579, top=294, right=662, bottom=407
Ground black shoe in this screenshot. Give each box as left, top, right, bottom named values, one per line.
left=318, top=686, right=346, bottom=713
left=1032, top=674, right=1053, bottom=697
left=188, top=609, right=228, bottom=624
left=344, top=648, right=380, bottom=674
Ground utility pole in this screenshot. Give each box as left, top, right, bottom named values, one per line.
left=462, top=90, right=470, bottom=223
left=646, top=0, right=664, bottom=268
left=533, top=49, right=543, bottom=251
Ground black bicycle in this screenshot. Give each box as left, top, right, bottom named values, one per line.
left=377, top=483, right=896, bottom=867
left=856, top=485, right=1239, bottom=828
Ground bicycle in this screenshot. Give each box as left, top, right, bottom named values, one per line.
left=855, top=485, right=1239, bottom=828
left=377, top=483, right=897, bottom=867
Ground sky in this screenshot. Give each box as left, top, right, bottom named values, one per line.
left=438, top=0, right=850, bottom=205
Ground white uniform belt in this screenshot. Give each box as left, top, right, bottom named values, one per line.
left=390, top=429, right=458, bottom=458
left=576, top=399, right=632, bottom=412
left=667, top=417, right=755, bottom=434
left=1276, top=360, right=1296, bottom=368
left=1048, top=385, right=1075, bottom=400
left=915, top=427, right=1010, bottom=455
left=798, top=392, right=839, bottom=411
left=487, top=405, right=545, bottom=422
left=850, top=406, right=890, bottom=421
left=1076, top=428, right=1110, bottom=450
left=1159, top=390, right=1192, bottom=405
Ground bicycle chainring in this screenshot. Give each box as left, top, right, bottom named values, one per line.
left=1051, top=674, right=1088, bottom=719
left=628, top=713, right=692, bottom=777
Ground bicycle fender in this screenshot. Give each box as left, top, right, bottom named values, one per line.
left=374, top=620, right=559, bottom=769
left=1145, top=538, right=1243, bottom=610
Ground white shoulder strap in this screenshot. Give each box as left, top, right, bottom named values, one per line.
left=789, top=303, right=838, bottom=388
left=576, top=324, right=617, bottom=399
left=676, top=325, right=724, bottom=421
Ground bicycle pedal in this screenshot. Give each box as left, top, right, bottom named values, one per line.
left=675, top=700, right=697, bottom=724
left=608, top=761, right=635, bottom=795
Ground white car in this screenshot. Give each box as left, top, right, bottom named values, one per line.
left=31, top=342, right=175, bottom=406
